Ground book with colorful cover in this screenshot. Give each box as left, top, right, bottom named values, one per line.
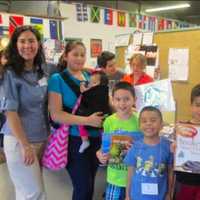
left=175, top=122, right=200, bottom=174
left=101, top=130, right=142, bottom=164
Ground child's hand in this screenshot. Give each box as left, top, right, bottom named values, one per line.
left=125, top=196, right=131, bottom=200
left=125, top=141, right=133, bottom=150
left=80, top=82, right=88, bottom=93
left=170, top=142, right=176, bottom=153
left=96, top=149, right=109, bottom=164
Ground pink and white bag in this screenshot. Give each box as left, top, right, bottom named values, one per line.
left=42, top=95, right=82, bottom=171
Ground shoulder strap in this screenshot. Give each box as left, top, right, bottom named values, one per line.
left=60, top=71, right=80, bottom=97
left=49, top=71, right=81, bottom=129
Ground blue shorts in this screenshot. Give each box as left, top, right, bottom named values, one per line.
left=105, top=183, right=126, bottom=200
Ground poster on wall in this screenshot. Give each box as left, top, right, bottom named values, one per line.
left=90, top=39, right=102, bottom=57
left=134, top=79, right=175, bottom=112
left=168, top=48, right=189, bottom=81
left=43, top=38, right=65, bottom=64
left=175, top=123, right=200, bottom=174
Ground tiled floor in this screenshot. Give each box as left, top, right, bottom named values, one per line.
left=0, top=163, right=106, bottom=200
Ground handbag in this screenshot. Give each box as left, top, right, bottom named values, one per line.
left=42, top=94, right=82, bottom=171
left=42, top=71, right=82, bottom=171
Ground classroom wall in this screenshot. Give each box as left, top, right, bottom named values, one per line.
left=59, top=2, right=136, bottom=67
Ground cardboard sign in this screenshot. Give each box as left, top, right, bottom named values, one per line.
left=175, top=123, right=200, bottom=174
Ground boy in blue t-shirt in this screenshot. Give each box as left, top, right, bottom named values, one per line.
left=124, top=106, right=173, bottom=200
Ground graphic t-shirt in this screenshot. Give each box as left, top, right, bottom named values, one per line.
left=124, top=137, right=173, bottom=200
left=103, top=113, right=140, bottom=187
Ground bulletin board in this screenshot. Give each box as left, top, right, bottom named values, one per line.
left=116, top=28, right=200, bottom=121
left=116, top=46, right=127, bottom=69
left=154, top=28, right=200, bottom=121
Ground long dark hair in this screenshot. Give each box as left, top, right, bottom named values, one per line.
left=5, top=25, right=45, bottom=76
left=57, top=40, right=86, bottom=72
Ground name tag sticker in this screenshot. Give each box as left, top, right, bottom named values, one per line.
left=38, top=77, right=47, bottom=86
left=141, top=183, right=158, bottom=195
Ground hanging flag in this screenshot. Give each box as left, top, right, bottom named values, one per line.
left=91, top=6, right=100, bottom=23
left=148, top=16, right=156, bottom=32
left=30, top=18, right=44, bottom=38
left=0, top=14, right=8, bottom=36
left=76, top=4, right=88, bottom=22
left=9, top=15, right=24, bottom=36
left=143, top=15, right=149, bottom=30
left=0, top=26, right=9, bottom=36
left=166, top=20, right=172, bottom=29
left=104, top=8, right=113, bottom=25
left=158, top=18, right=165, bottom=31
left=137, top=15, right=143, bottom=29
left=49, top=20, right=63, bottom=40
left=129, top=13, right=137, bottom=27
left=117, top=11, right=126, bottom=27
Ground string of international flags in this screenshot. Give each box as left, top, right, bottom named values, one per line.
left=76, top=3, right=195, bottom=32
left=0, top=13, right=63, bottom=40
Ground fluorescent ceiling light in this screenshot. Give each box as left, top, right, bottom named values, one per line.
left=145, top=3, right=190, bottom=12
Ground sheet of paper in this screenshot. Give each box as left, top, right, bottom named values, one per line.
left=115, top=34, right=130, bottom=47
left=168, top=48, right=189, bottom=81
left=133, top=32, right=143, bottom=45
left=142, top=32, right=154, bottom=45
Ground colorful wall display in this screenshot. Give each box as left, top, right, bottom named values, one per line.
left=75, top=4, right=195, bottom=31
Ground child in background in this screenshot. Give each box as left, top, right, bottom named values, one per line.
left=96, top=81, right=140, bottom=200
left=77, top=71, right=111, bottom=153
left=175, top=84, right=200, bottom=200
left=124, top=106, right=173, bottom=200
left=0, top=50, right=8, bottom=150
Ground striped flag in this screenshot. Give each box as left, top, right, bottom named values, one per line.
left=158, top=18, right=165, bottom=31
left=30, top=18, right=44, bottom=38
left=0, top=14, right=8, bottom=36
left=104, top=8, right=113, bottom=25
left=9, top=15, right=24, bottom=36
left=117, top=11, right=126, bottom=27
left=148, top=16, right=156, bottom=32
left=49, top=20, right=63, bottom=40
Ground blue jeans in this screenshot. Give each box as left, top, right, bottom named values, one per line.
left=66, top=135, right=101, bottom=200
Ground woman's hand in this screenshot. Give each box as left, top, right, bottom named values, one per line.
left=96, top=149, right=109, bottom=164
left=87, top=112, right=104, bottom=127
left=21, top=144, right=35, bottom=166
